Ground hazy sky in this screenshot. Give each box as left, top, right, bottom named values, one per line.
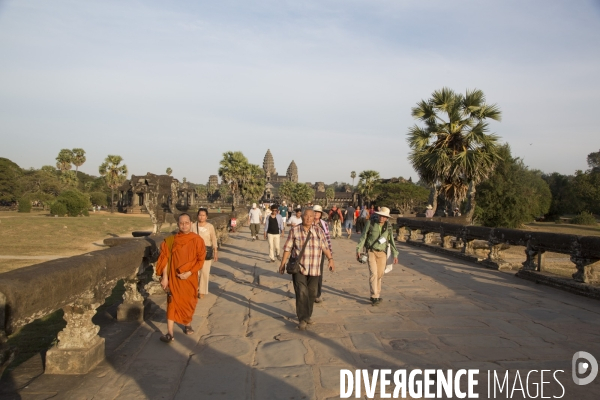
left=1, top=0, right=599, bottom=184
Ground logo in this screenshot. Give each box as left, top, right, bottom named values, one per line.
left=572, top=351, right=598, bottom=385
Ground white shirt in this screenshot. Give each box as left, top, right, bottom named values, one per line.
left=249, top=208, right=262, bottom=224
left=287, top=215, right=303, bottom=227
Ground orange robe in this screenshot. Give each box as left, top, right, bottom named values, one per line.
left=156, top=232, right=206, bottom=325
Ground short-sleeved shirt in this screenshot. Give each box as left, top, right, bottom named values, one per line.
left=287, top=215, right=303, bottom=227
left=279, top=206, right=288, bottom=218
left=249, top=208, right=262, bottom=224
left=283, top=225, right=329, bottom=276
left=345, top=206, right=355, bottom=221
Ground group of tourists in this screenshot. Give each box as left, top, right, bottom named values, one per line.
left=155, top=201, right=399, bottom=341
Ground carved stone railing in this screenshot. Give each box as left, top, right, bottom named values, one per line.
left=395, top=218, right=600, bottom=286
left=0, top=209, right=250, bottom=376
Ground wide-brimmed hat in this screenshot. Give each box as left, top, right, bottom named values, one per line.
left=312, top=205, right=323, bottom=213
left=426, top=205, right=433, bottom=210
left=375, top=207, right=391, bottom=218
left=252, top=203, right=257, bottom=208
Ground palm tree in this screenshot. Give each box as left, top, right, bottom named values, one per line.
left=166, top=167, right=172, bottom=176
left=218, top=151, right=249, bottom=206
left=350, top=171, right=356, bottom=187
left=357, top=170, right=380, bottom=205
left=99, top=155, right=128, bottom=213
left=325, top=186, right=335, bottom=207
left=240, top=164, right=266, bottom=203
left=55, top=149, right=74, bottom=172
left=72, top=148, right=86, bottom=174
left=407, top=87, right=502, bottom=221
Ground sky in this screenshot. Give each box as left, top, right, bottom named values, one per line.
left=1, top=0, right=599, bottom=185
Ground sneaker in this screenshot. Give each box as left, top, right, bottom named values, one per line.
left=270, top=259, right=275, bottom=263
left=298, top=321, right=307, bottom=330
left=252, top=237, right=255, bottom=242
left=370, top=297, right=378, bottom=306
left=304, top=318, right=315, bottom=325
left=314, top=296, right=323, bottom=303
left=276, top=255, right=281, bottom=261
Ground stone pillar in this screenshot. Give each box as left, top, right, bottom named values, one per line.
left=145, top=262, right=166, bottom=296
left=537, top=250, right=546, bottom=272
left=408, top=229, right=420, bottom=242
left=45, top=291, right=105, bottom=374
left=522, top=243, right=540, bottom=271
left=440, top=235, right=453, bottom=249
left=487, top=242, right=511, bottom=269
left=117, top=271, right=147, bottom=322
left=397, top=226, right=407, bottom=242
left=571, top=256, right=600, bottom=284
left=423, top=232, right=434, bottom=244
left=462, top=239, right=475, bottom=255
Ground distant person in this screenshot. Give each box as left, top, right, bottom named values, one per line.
left=279, top=201, right=289, bottom=233
left=356, top=207, right=398, bottom=306
left=328, top=205, right=343, bottom=239
left=248, top=203, right=262, bottom=241
left=156, top=213, right=206, bottom=342
left=356, top=206, right=369, bottom=234
left=453, top=207, right=461, bottom=217
left=264, top=204, right=284, bottom=263
left=369, top=205, right=376, bottom=220
left=344, top=204, right=356, bottom=239
left=312, top=205, right=333, bottom=303
left=279, top=209, right=334, bottom=330
left=191, top=208, right=218, bottom=299
left=287, top=208, right=303, bottom=228
left=425, top=205, right=434, bottom=218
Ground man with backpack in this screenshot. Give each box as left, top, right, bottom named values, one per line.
left=328, top=205, right=344, bottom=239
left=356, top=207, right=399, bottom=306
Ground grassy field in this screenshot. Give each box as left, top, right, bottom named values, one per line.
left=0, top=210, right=154, bottom=273
left=522, top=221, right=600, bottom=236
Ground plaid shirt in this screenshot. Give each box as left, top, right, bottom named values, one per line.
left=283, top=224, right=329, bottom=276
left=315, top=219, right=332, bottom=255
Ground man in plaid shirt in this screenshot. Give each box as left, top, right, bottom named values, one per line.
left=279, top=209, right=335, bottom=330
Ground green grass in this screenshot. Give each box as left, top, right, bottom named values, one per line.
left=523, top=221, right=600, bottom=237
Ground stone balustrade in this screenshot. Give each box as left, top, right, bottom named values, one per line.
left=0, top=210, right=249, bottom=376
left=395, top=217, right=600, bottom=287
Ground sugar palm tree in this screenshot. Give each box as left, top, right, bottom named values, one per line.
left=55, top=149, right=74, bottom=172
left=99, top=155, right=128, bottom=213
left=350, top=171, right=356, bottom=187
left=407, top=87, right=502, bottom=221
left=72, top=148, right=86, bottom=174
left=218, top=151, right=249, bottom=206
left=357, top=170, right=380, bottom=205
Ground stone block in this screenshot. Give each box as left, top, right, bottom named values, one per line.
left=45, top=337, right=105, bottom=375
left=116, top=301, right=151, bottom=322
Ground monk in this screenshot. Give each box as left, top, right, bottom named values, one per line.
left=155, top=213, right=206, bottom=342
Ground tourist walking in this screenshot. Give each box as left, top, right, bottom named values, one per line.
left=156, top=213, right=206, bottom=342
left=279, top=201, right=289, bottom=233
left=264, top=204, right=284, bottom=262
left=356, top=206, right=369, bottom=234
left=191, top=208, right=218, bottom=299
left=343, top=204, right=356, bottom=239
left=287, top=208, right=303, bottom=228
left=356, top=207, right=398, bottom=306
left=328, top=205, right=343, bottom=239
left=312, top=205, right=332, bottom=303
left=248, top=203, right=262, bottom=241
left=425, top=205, right=434, bottom=218
left=279, top=209, right=334, bottom=330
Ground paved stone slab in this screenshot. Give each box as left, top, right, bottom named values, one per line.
left=350, top=332, right=384, bottom=352
left=255, top=340, right=307, bottom=367
left=254, top=366, right=315, bottom=400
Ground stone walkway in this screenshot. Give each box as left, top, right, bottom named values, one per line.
left=6, top=226, right=600, bottom=399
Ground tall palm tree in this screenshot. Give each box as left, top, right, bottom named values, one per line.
left=72, top=148, right=86, bottom=174
left=350, top=171, right=356, bottom=187
left=357, top=170, right=380, bottom=205
left=218, top=151, right=249, bottom=206
left=99, top=155, right=128, bottom=213
left=55, top=149, right=74, bottom=172
left=407, top=87, right=502, bottom=221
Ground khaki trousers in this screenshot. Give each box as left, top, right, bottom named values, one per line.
left=368, top=250, right=386, bottom=298
left=331, top=220, right=342, bottom=238
left=267, top=233, right=281, bottom=261
left=198, top=260, right=212, bottom=295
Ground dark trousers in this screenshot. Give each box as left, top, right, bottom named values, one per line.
left=356, top=217, right=365, bottom=233
left=292, top=272, right=319, bottom=322
left=317, top=252, right=325, bottom=298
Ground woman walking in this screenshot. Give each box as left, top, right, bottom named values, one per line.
left=191, top=208, right=218, bottom=299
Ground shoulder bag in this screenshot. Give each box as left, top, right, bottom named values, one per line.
left=286, top=230, right=312, bottom=275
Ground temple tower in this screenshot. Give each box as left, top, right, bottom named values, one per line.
left=286, top=160, right=298, bottom=183
left=263, top=149, right=276, bottom=180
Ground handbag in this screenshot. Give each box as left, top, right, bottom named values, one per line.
left=205, top=246, right=214, bottom=261
left=286, top=230, right=312, bottom=275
